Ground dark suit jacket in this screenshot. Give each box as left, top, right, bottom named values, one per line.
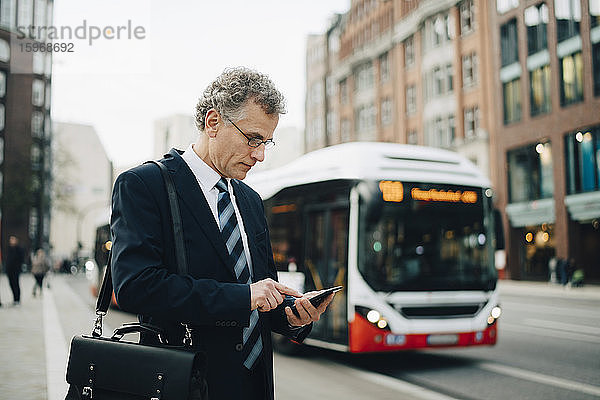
left=110, top=149, right=310, bottom=399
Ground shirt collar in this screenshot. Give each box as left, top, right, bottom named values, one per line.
left=181, top=144, right=224, bottom=191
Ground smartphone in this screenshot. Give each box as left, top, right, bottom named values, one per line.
left=289, top=286, right=343, bottom=318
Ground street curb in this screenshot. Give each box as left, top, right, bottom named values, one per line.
left=498, top=280, right=600, bottom=300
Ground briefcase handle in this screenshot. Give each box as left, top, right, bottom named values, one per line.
left=111, top=322, right=167, bottom=344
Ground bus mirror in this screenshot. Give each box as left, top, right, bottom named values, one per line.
left=494, top=209, right=505, bottom=250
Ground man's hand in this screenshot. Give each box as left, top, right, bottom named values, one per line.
left=250, top=278, right=302, bottom=311
left=284, top=290, right=336, bottom=327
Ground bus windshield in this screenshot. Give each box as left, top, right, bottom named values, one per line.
left=358, top=181, right=496, bottom=292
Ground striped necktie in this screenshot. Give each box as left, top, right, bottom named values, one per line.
left=215, top=178, right=263, bottom=370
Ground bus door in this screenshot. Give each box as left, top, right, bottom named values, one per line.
left=303, top=203, right=349, bottom=344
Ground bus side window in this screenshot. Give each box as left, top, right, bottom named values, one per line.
left=494, top=209, right=505, bottom=250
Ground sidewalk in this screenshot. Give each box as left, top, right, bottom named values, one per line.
left=0, top=274, right=449, bottom=400
left=498, top=278, right=600, bottom=300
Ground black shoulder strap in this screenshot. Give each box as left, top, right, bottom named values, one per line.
left=95, top=160, right=189, bottom=314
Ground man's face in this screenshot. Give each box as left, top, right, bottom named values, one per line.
left=208, top=101, right=278, bottom=180
left=9, top=236, right=17, bottom=246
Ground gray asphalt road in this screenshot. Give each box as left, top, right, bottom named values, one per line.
left=70, top=275, right=600, bottom=400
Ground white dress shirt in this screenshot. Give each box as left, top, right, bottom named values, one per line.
left=181, top=144, right=254, bottom=277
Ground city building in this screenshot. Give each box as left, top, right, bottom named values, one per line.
left=153, top=114, right=198, bottom=158
left=250, top=126, right=304, bottom=173
left=305, top=0, right=494, bottom=176
left=49, top=122, right=112, bottom=263
left=491, top=0, right=600, bottom=281
left=0, top=0, right=54, bottom=257
left=307, top=0, right=600, bottom=282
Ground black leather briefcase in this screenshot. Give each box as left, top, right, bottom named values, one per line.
left=65, top=325, right=207, bottom=400
left=65, top=160, right=208, bottom=399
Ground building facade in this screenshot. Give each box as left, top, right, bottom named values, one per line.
left=0, top=0, right=54, bottom=258
left=50, top=122, right=112, bottom=263
left=153, top=114, right=198, bottom=159
left=305, top=0, right=494, bottom=177
left=491, top=0, right=600, bottom=281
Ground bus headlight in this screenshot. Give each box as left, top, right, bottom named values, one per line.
left=356, top=306, right=390, bottom=330
left=487, top=305, right=501, bottom=325
left=491, top=306, right=502, bottom=319
left=366, top=310, right=380, bottom=323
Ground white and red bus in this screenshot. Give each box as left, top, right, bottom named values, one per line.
left=246, top=142, right=502, bottom=353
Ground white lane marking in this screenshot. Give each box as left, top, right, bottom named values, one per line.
left=341, top=363, right=459, bottom=400
left=43, top=287, right=69, bottom=400
left=501, top=323, right=600, bottom=344
left=479, top=362, right=600, bottom=397
left=501, top=301, right=600, bottom=319
left=523, top=318, right=600, bottom=336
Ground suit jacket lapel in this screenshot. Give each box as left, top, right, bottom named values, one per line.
left=162, top=149, right=235, bottom=278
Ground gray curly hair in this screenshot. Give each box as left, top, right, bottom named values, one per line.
left=194, top=67, right=287, bottom=132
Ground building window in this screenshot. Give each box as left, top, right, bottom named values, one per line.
left=0, top=71, right=5, bottom=97
left=462, top=53, right=478, bottom=87
left=406, top=85, right=416, bottom=115
left=0, top=137, right=4, bottom=164
left=18, top=0, right=33, bottom=28
left=340, top=78, right=348, bottom=104
left=525, top=3, right=549, bottom=55
left=29, top=207, right=39, bottom=240
left=503, top=78, right=522, bottom=124
left=32, top=111, right=43, bottom=137
left=31, top=144, right=41, bottom=170
left=445, top=64, right=453, bottom=92
left=423, top=13, right=451, bottom=53
left=565, top=127, right=600, bottom=194
left=0, top=0, right=15, bottom=29
left=0, top=39, right=9, bottom=63
left=381, top=98, right=392, bottom=126
left=341, top=118, right=351, bottom=142
left=426, top=115, right=455, bottom=148
left=592, top=0, right=600, bottom=28
left=433, top=66, right=443, bottom=95
left=405, top=36, right=414, bottom=67
left=507, top=142, right=554, bottom=202
left=0, top=103, right=4, bottom=131
left=464, top=106, right=480, bottom=139
left=355, top=103, right=376, bottom=138
left=497, top=0, right=519, bottom=14
left=530, top=64, right=552, bottom=116
left=32, top=79, right=44, bottom=107
left=593, top=42, right=600, bottom=96
left=555, top=0, right=581, bottom=43
left=380, top=52, right=389, bottom=83
left=354, top=61, right=374, bottom=93
left=460, top=0, right=476, bottom=35
left=560, top=51, right=583, bottom=106
left=501, top=19, right=519, bottom=67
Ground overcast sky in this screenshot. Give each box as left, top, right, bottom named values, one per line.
left=51, top=0, right=349, bottom=168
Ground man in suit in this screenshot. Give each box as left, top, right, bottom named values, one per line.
left=111, top=67, right=335, bottom=399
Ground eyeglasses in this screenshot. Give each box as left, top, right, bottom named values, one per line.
left=228, top=119, right=275, bottom=149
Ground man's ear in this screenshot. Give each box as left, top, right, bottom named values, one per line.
left=205, top=109, right=220, bottom=138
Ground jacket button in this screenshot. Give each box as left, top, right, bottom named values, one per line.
left=235, top=343, right=243, bottom=351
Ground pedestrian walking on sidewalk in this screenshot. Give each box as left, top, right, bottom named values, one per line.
left=31, top=248, right=49, bottom=297
left=4, top=235, right=25, bottom=306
